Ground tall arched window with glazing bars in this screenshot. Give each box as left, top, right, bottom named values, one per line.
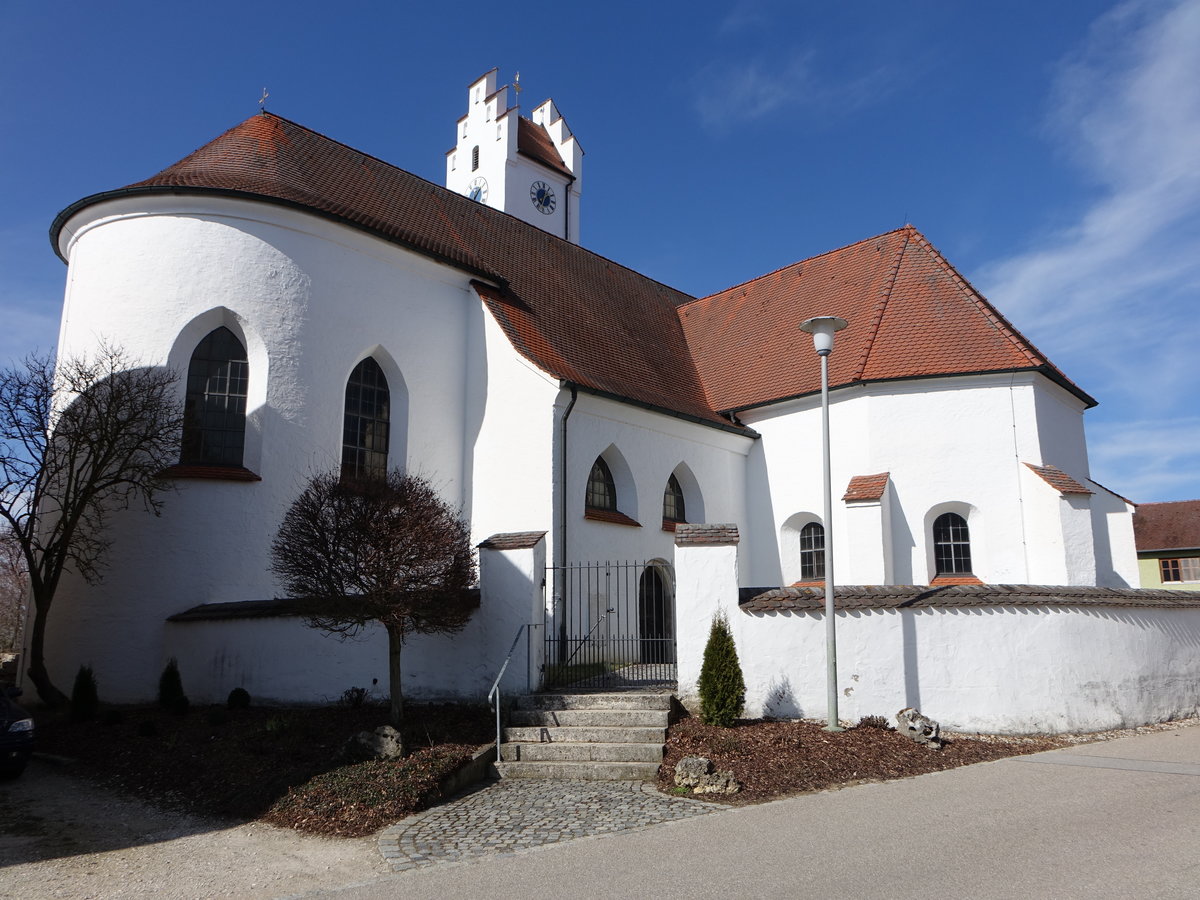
left=933, top=512, right=972, bottom=575
left=181, top=326, right=248, bottom=467
left=342, top=358, right=390, bottom=481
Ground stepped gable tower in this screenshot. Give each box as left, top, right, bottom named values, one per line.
left=446, top=68, right=583, bottom=243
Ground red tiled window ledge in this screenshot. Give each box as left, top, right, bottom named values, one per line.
left=930, top=574, right=983, bottom=586
left=584, top=508, right=641, bottom=527
left=160, top=464, right=262, bottom=482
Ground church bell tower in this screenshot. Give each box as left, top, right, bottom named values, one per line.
left=446, top=68, right=583, bottom=244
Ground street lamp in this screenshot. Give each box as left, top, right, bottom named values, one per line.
left=799, top=315, right=848, bottom=733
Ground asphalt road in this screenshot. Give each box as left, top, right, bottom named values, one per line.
left=306, top=724, right=1200, bottom=900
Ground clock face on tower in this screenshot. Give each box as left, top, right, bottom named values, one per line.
left=467, top=176, right=488, bottom=202
left=530, top=181, right=556, bottom=214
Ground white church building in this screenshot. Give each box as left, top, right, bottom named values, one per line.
left=38, top=70, right=1200, bottom=732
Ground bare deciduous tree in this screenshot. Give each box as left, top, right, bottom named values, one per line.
left=0, top=527, right=27, bottom=652
left=270, top=470, right=477, bottom=749
left=0, top=348, right=182, bottom=706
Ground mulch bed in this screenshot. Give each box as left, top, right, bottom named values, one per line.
left=657, top=717, right=1064, bottom=803
left=35, top=702, right=493, bottom=836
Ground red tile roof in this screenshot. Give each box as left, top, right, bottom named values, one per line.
left=516, top=117, right=572, bottom=178
left=52, top=113, right=1092, bottom=432
left=1133, top=500, right=1200, bottom=552
left=739, top=583, right=1200, bottom=612
left=1024, top=463, right=1093, bottom=496
left=477, top=531, right=547, bottom=550
left=679, top=226, right=1093, bottom=412
left=843, top=472, right=890, bottom=502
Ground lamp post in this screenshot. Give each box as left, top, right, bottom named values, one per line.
left=799, top=315, right=848, bottom=733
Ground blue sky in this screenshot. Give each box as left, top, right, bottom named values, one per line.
left=2, top=0, right=1197, bottom=502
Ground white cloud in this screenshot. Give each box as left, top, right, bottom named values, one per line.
left=1088, top=416, right=1200, bottom=502
left=691, top=52, right=893, bottom=132
left=980, top=0, right=1200, bottom=499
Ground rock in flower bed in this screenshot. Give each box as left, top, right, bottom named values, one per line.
left=659, top=716, right=1062, bottom=804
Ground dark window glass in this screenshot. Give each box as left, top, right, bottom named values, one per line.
left=586, top=457, right=616, bottom=511
left=663, top=474, right=685, bottom=523
left=800, top=522, right=825, bottom=581
left=1161, top=559, right=1181, bottom=582
left=181, top=327, right=248, bottom=466
left=341, top=358, right=390, bottom=481
left=933, top=512, right=972, bottom=575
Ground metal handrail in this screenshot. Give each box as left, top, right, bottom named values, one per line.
left=562, top=606, right=614, bottom=667
left=487, top=624, right=528, bottom=763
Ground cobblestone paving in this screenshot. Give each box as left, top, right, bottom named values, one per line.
left=377, top=779, right=725, bottom=872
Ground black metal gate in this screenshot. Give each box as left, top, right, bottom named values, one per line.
left=544, top=561, right=676, bottom=690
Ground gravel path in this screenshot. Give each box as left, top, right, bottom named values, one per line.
left=0, top=760, right=385, bottom=899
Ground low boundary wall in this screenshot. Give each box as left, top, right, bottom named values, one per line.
left=674, top=524, right=1200, bottom=734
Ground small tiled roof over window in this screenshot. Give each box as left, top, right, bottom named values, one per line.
left=739, top=583, right=1200, bottom=613
left=53, top=113, right=1092, bottom=431
left=842, top=472, right=890, bottom=502
left=1025, top=463, right=1093, bottom=496
left=1134, top=500, right=1200, bottom=552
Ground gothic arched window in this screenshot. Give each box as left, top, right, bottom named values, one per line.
left=181, top=326, right=248, bottom=467
left=663, top=474, right=686, bottom=525
left=933, top=512, right=972, bottom=575
left=799, top=522, right=825, bottom=582
left=341, top=358, right=390, bottom=481
left=586, top=457, right=617, bottom=511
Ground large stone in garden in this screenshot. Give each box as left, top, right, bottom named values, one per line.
left=896, top=707, right=943, bottom=750
left=345, top=725, right=404, bottom=761
left=674, top=755, right=740, bottom=794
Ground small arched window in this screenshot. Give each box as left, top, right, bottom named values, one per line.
left=342, top=358, right=390, bottom=481
left=181, top=326, right=248, bottom=467
left=586, top=457, right=617, bottom=511
left=933, top=512, right=972, bottom=575
left=663, top=474, right=686, bottom=525
left=471, top=145, right=480, bottom=171
left=799, top=522, right=825, bottom=581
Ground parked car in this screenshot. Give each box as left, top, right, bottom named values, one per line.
left=1, top=686, right=33, bottom=779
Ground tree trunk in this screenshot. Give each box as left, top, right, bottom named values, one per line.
left=26, top=596, right=66, bottom=707
left=386, top=624, right=405, bottom=754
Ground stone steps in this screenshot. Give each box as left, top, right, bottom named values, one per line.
left=495, top=760, right=663, bottom=781
left=500, top=741, right=665, bottom=762
left=508, top=708, right=669, bottom=728
left=501, top=725, right=667, bottom=744
left=496, top=691, right=670, bottom=782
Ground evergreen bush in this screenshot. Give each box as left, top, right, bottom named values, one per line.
left=227, top=687, right=251, bottom=710
left=698, top=612, right=745, bottom=728
left=70, top=664, right=99, bottom=722
left=158, top=658, right=187, bottom=711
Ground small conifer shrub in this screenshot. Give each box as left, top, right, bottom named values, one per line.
left=856, top=714, right=892, bottom=731
left=70, top=664, right=99, bottom=723
left=698, top=612, right=745, bottom=728
left=158, top=658, right=188, bottom=711
left=227, top=687, right=251, bottom=710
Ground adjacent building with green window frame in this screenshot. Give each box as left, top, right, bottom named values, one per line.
left=1134, top=500, right=1200, bottom=591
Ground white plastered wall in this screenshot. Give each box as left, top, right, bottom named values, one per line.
left=45, top=194, right=542, bottom=702
left=676, top=538, right=1200, bottom=733
left=740, top=373, right=1131, bottom=587
left=559, top=392, right=753, bottom=568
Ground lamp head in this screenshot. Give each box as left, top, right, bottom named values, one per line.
left=799, top=316, right=849, bottom=357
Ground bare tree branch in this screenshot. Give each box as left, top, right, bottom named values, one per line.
left=270, top=470, right=477, bottom=745
left=0, top=346, right=182, bottom=705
